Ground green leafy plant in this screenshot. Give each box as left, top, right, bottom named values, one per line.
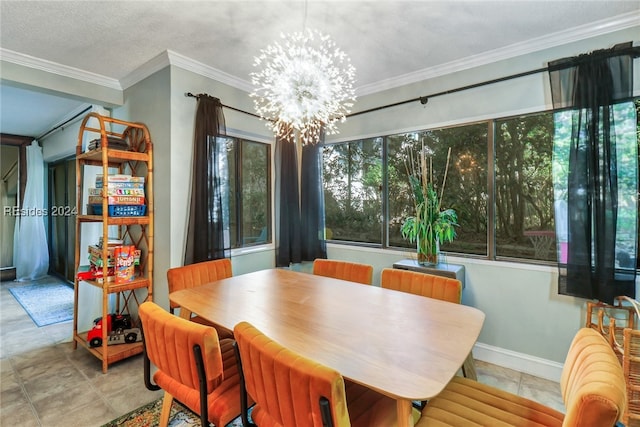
left=400, top=145, right=458, bottom=264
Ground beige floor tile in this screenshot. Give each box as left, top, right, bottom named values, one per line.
left=1, top=401, right=40, bottom=427
left=519, top=372, right=565, bottom=413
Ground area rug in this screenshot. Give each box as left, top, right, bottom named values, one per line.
left=8, top=282, right=74, bottom=327
left=103, top=398, right=252, bottom=427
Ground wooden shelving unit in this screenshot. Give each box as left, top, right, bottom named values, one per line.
left=72, top=112, right=154, bottom=373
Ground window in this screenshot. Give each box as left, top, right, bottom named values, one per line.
left=323, top=103, right=639, bottom=264
left=323, top=138, right=382, bottom=244
left=553, top=102, right=639, bottom=269
left=386, top=125, right=489, bottom=255
left=495, top=113, right=555, bottom=261
left=320, top=112, right=558, bottom=262
left=224, top=137, right=271, bottom=248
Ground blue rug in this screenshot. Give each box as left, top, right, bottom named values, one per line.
left=9, top=282, right=74, bottom=327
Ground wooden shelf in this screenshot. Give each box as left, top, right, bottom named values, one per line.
left=77, top=214, right=151, bottom=225
left=79, top=277, right=151, bottom=293
left=74, top=332, right=144, bottom=364
left=73, top=112, right=154, bottom=374
left=77, top=148, right=149, bottom=163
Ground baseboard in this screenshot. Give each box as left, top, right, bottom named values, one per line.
left=473, top=342, right=564, bottom=383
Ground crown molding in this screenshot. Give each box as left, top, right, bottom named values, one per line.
left=0, top=48, right=122, bottom=90
left=120, top=49, right=253, bottom=93
left=356, top=11, right=640, bottom=96
left=2, top=10, right=637, bottom=98
left=166, top=50, right=253, bottom=92
left=119, top=50, right=171, bottom=90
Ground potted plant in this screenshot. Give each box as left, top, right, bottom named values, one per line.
left=400, top=145, right=458, bottom=265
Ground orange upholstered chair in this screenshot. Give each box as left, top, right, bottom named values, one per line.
left=416, top=327, right=626, bottom=427
left=167, top=258, right=233, bottom=339
left=234, top=321, right=418, bottom=427
left=380, top=268, right=476, bottom=380
left=312, top=259, right=374, bottom=285
left=139, top=301, right=250, bottom=427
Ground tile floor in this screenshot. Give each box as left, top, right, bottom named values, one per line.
left=1, top=276, right=564, bottom=427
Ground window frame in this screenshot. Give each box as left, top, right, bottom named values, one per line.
left=224, top=134, right=273, bottom=250
left=323, top=104, right=639, bottom=267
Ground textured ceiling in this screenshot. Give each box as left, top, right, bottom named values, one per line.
left=0, top=0, right=638, bottom=138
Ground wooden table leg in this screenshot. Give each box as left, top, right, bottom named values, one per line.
left=178, top=307, right=192, bottom=320
left=397, top=399, right=414, bottom=427
left=462, top=351, right=478, bottom=381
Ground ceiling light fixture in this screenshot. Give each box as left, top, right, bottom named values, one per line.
left=250, top=28, right=356, bottom=145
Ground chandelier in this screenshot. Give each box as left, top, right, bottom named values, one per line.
left=250, top=29, right=356, bottom=145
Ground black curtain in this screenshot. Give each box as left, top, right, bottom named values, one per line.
left=276, top=130, right=327, bottom=267
left=184, top=95, right=228, bottom=265
left=300, top=131, right=327, bottom=261
left=549, top=42, right=637, bottom=302
left=275, top=131, right=301, bottom=266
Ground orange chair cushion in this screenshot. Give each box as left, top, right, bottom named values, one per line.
left=417, top=328, right=626, bottom=427
left=235, top=321, right=351, bottom=427
left=560, top=328, right=627, bottom=427
left=140, top=302, right=248, bottom=427
left=167, top=258, right=232, bottom=308
left=234, top=321, right=407, bottom=427
left=154, top=338, right=245, bottom=427
left=167, top=258, right=233, bottom=339
left=380, top=268, right=462, bottom=304
left=416, top=376, right=564, bottom=427
left=312, top=259, right=374, bottom=285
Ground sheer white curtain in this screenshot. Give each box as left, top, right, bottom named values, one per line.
left=13, top=140, right=49, bottom=280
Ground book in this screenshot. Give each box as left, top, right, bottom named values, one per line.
left=96, top=174, right=145, bottom=185
left=114, top=245, right=136, bottom=283
left=94, top=182, right=145, bottom=189
left=88, top=195, right=145, bottom=205
left=89, top=187, right=145, bottom=196
left=88, top=245, right=140, bottom=267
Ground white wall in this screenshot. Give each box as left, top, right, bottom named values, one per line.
left=112, top=68, right=172, bottom=310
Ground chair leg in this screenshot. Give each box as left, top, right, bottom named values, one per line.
left=234, top=342, right=257, bottom=427
left=461, top=352, right=477, bottom=381
left=159, top=392, right=174, bottom=427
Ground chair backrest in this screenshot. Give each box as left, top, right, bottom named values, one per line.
left=560, top=327, right=626, bottom=427
left=380, top=268, right=462, bottom=304
left=139, top=301, right=224, bottom=393
left=312, top=259, right=373, bottom=285
left=167, top=258, right=232, bottom=310
left=234, top=321, right=351, bottom=427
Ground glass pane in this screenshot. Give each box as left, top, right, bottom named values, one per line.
left=496, top=112, right=555, bottom=260
left=221, top=137, right=237, bottom=248
left=388, top=124, right=488, bottom=256
left=323, top=138, right=382, bottom=244
left=611, top=102, right=638, bottom=272
left=241, top=140, right=270, bottom=246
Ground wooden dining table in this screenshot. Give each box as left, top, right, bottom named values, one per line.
left=170, top=268, right=485, bottom=427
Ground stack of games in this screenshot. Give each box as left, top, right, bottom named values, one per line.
left=77, top=240, right=140, bottom=283
left=89, top=174, right=146, bottom=216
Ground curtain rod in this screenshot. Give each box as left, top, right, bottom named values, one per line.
left=187, top=45, right=639, bottom=121
left=348, top=45, right=640, bottom=118
left=37, top=105, right=93, bottom=140
left=185, top=92, right=263, bottom=119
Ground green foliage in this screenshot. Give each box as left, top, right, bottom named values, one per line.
left=400, top=147, right=458, bottom=256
